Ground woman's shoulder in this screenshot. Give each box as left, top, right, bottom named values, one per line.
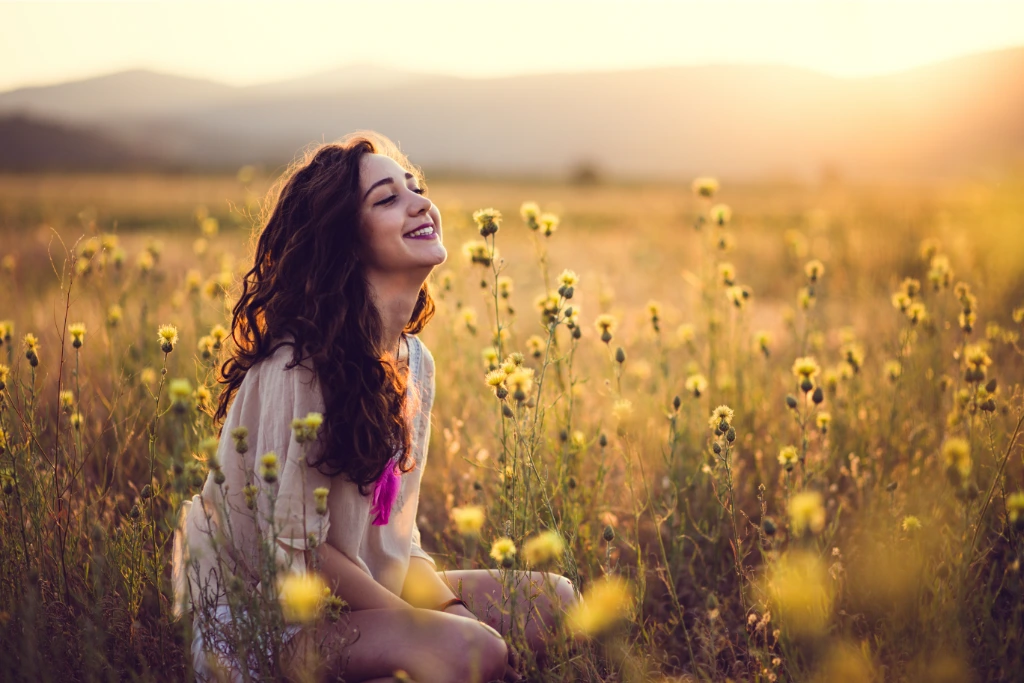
left=248, top=339, right=319, bottom=397
left=410, top=334, right=434, bottom=372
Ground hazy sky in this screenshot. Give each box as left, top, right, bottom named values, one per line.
left=2, top=0, right=1023, bottom=91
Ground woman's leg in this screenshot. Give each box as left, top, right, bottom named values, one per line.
left=281, top=607, right=509, bottom=683
left=438, top=569, right=578, bottom=662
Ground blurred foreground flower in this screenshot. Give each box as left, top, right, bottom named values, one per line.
left=523, top=530, right=564, bottom=566
left=566, top=576, right=632, bottom=637
left=765, top=550, right=833, bottom=639
left=788, top=491, right=825, bottom=536
left=278, top=572, right=327, bottom=624
left=451, top=505, right=485, bottom=537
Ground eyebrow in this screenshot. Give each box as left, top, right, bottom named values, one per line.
left=364, top=172, right=416, bottom=201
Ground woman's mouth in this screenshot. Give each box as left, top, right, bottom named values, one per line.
left=404, top=225, right=437, bottom=240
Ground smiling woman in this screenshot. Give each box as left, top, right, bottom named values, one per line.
left=174, top=131, right=576, bottom=683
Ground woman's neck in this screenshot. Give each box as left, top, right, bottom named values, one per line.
left=366, top=272, right=424, bottom=359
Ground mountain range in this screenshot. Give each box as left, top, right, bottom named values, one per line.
left=2, top=50, right=1023, bottom=180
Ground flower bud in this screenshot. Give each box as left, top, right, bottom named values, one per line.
left=614, top=347, right=626, bottom=364
left=785, top=395, right=798, bottom=409
left=603, top=525, right=615, bottom=542
left=811, top=386, right=824, bottom=405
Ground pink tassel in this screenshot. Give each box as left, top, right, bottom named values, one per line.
left=370, top=459, right=400, bottom=526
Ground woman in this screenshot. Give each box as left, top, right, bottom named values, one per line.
left=174, top=131, right=577, bottom=683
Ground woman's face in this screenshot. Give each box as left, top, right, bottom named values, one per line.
left=358, top=153, right=446, bottom=276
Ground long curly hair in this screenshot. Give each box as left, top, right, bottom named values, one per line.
left=214, top=131, right=435, bottom=493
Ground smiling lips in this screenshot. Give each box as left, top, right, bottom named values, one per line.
left=404, top=223, right=437, bottom=240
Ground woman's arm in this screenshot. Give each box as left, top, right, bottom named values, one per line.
left=402, top=555, right=478, bottom=620
left=299, top=540, right=413, bottom=611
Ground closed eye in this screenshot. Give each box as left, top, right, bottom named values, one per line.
left=375, top=187, right=426, bottom=206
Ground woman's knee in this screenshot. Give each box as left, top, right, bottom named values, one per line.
left=440, top=617, right=508, bottom=683
left=544, top=573, right=578, bottom=608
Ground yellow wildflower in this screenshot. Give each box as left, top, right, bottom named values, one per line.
left=278, top=572, right=327, bottom=624
left=692, top=177, right=719, bottom=198
left=523, top=530, right=565, bottom=566
left=451, top=505, right=485, bottom=537
left=157, top=324, right=179, bottom=353
left=68, top=323, right=86, bottom=349
left=788, top=491, right=826, bottom=535
left=489, top=537, right=517, bottom=565
left=566, top=576, right=631, bottom=637
left=778, top=446, right=799, bottom=472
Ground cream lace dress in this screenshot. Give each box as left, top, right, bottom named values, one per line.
left=171, top=334, right=436, bottom=679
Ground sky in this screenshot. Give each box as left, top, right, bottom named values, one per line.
left=2, top=0, right=1024, bottom=92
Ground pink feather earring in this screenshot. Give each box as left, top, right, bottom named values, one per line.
left=370, top=456, right=400, bottom=525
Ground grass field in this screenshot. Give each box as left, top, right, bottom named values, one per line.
left=1, top=170, right=1023, bottom=681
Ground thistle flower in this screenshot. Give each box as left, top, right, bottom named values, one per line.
left=523, top=530, right=565, bottom=566
left=136, top=250, right=154, bottom=274
left=901, top=515, right=922, bottom=533
left=0, top=364, right=8, bottom=391
left=942, top=438, right=971, bottom=484
left=816, top=412, right=832, bottom=432
left=489, top=537, right=517, bottom=566
left=461, top=240, right=495, bottom=267
left=841, top=343, right=864, bottom=373
left=23, top=333, right=40, bottom=366
left=595, top=314, right=617, bottom=344
left=963, top=344, right=992, bottom=371
left=231, top=426, right=249, bottom=454
left=278, top=572, right=327, bottom=624
left=788, top=491, right=826, bottom=535
left=314, top=487, right=329, bottom=516
left=534, top=291, right=561, bottom=324
left=526, top=335, right=545, bottom=359
left=684, top=373, right=708, bottom=398
left=520, top=201, right=540, bottom=229
left=458, top=307, right=478, bottom=334
left=754, top=330, right=771, bottom=357
left=451, top=505, right=485, bottom=537
left=778, top=446, right=799, bottom=472
left=0, top=320, right=13, bottom=345
left=496, top=275, right=514, bottom=299
left=906, top=301, right=927, bottom=325
left=1007, top=492, right=1024, bottom=530
left=70, top=412, right=83, bottom=430
left=804, top=259, right=825, bottom=283
left=501, top=352, right=525, bottom=374
left=718, top=262, right=736, bottom=286
left=59, top=390, right=74, bottom=413
left=928, top=254, right=953, bottom=290
left=197, top=336, right=215, bottom=359
left=646, top=300, right=662, bottom=331
left=792, top=357, right=820, bottom=381
left=558, top=269, right=578, bottom=298
left=472, top=207, right=502, bottom=237
left=157, top=324, right=179, bottom=353
left=243, top=483, right=258, bottom=510
left=168, top=378, right=192, bottom=411
left=677, top=324, right=695, bottom=345
left=194, top=385, right=212, bottom=412
left=612, top=399, right=633, bottom=422
left=692, top=177, right=719, bottom=198
left=571, top=431, right=586, bottom=450
left=708, top=405, right=735, bottom=432
left=259, top=452, right=279, bottom=484
left=884, top=360, right=902, bottom=382
left=566, top=576, right=632, bottom=637
left=68, top=323, right=86, bottom=349
left=539, top=213, right=559, bottom=236
left=725, top=285, right=747, bottom=309
left=506, top=368, right=535, bottom=402
left=481, top=346, right=499, bottom=369
left=209, top=324, right=229, bottom=349
left=292, top=412, right=324, bottom=444
left=797, top=287, right=815, bottom=310
left=709, top=204, right=731, bottom=226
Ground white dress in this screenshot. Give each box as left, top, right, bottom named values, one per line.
left=171, top=334, right=436, bottom=680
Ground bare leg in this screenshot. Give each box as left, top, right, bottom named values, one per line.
left=438, top=570, right=578, bottom=664
left=282, top=607, right=508, bottom=683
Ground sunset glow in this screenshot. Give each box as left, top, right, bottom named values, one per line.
left=1, top=0, right=1023, bottom=91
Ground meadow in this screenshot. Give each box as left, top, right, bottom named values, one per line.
left=1, top=168, right=1023, bottom=682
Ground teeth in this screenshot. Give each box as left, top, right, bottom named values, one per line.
left=405, top=226, right=434, bottom=237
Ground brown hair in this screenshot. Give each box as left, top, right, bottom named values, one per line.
left=214, top=131, right=435, bottom=492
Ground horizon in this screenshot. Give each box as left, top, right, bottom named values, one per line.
left=2, top=0, right=1024, bottom=92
